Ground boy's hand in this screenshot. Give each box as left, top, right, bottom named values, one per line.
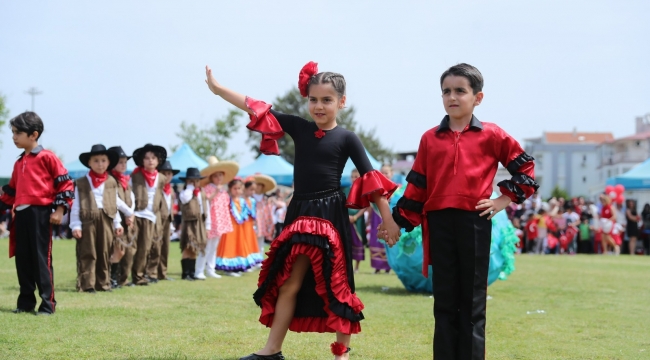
left=126, top=216, right=134, bottom=227
left=115, top=227, right=124, bottom=237
left=72, top=229, right=82, bottom=239
left=205, top=66, right=221, bottom=95
left=476, top=195, right=511, bottom=220
left=50, top=207, right=64, bottom=225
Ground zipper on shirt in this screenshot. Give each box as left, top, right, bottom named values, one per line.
left=453, top=131, right=461, bottom=175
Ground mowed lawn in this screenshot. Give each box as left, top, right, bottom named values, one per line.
left=0, top=238, right=649, bottom=360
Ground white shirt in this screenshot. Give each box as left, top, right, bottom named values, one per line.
left=163, top=191, right=175, bottom=232
left=69, top=173, right=123, bottom=231
left=119, top=192, right=136, bottom=218
left=132, top=174, right=158, bottom=224
left=179, top=184, right=211, bottom=230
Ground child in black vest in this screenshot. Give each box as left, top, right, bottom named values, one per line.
left=70, top=145, right=124, bottom=292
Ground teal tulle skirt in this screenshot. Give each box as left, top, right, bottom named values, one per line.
left=381, top=188, right=518, bottom=294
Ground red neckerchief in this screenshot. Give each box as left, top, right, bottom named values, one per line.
left=89, top=170, right=108, bottom=187
left=193, top=187, right=200, bottom=197
left=111, top=169, right=130, bottom=191
left=133, top=167, right=157, bottom=188
left=163, top=183, right=172, bottom=195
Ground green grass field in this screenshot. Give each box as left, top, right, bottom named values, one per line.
left=0, top=238, right=649, bottom=360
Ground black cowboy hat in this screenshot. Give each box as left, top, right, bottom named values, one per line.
left=132, top=143, right=167, bottom=167
left=79, top=144, right=120, bottom=171
left=158, top=160, right=180, bottom=175
left=108, top=146, right=131, bottom=160
left=179, top=167, right=206, bottom=181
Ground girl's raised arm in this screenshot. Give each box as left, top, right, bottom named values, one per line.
left=205, top=65, right=253, bottom=115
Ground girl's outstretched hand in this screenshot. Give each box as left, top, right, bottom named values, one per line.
left=205, top=65, right=221, bottom=95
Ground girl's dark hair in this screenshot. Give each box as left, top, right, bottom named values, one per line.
left=244, top=181, right=255, bottom=189
left=228, top=178, right=242, bottom=189
left=307, top=72, right=346, bottom=98
left=10, top=112, right=44, bottom=139
left=440, top=63, right=484, bottom=94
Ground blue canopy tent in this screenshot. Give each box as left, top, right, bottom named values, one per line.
left=165, top=144, right=209, bottom=183
left=606, top=158, right=650, bottom=189
left=340, top=149, right=382, bottom=187
left=239, top=154, right=294, bottom=186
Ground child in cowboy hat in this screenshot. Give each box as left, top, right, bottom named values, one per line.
left=147, top=160, right=180, bottom=281
left=70, top=144, right=126, bottom=292
left=195, top=156, right=239, bottom=279
left=107, top=146, right=137, bottom=289
left=178, top=167, right=211, bottom=280
left=252, top=173, right=277, bottom=259
left=130, top=143, right=169, bottom=286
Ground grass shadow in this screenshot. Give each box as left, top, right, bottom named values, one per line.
left=355, top=285, right=430, bottom=297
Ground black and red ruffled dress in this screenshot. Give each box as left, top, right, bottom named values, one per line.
left=245, top=97, right=397, bottom=334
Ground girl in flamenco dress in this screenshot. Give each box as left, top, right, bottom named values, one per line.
left=205, top=62, right=400, bottom=360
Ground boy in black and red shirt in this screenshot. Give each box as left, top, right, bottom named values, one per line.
left=382, top=64, right=538, bottom=359
left=0, top=112, right=75, bottom=315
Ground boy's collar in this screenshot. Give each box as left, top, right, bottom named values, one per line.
left=436, top=115, right=483, bottom=132
left=18, top=145, right=44, bottom=158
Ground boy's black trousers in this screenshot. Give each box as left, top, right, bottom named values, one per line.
left=14, top=205, right=57, bottom=314
left=428, top=209, right=491, bottom=360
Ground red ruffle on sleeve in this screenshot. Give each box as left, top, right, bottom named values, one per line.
left=245, top=96, right=285, bottom=156
left=346, top=170, right=398, bottom=209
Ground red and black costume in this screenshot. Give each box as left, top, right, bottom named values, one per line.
left=246, top=97, right=397, bottom=334
left=0, top=145, right=74, bottom=314
left=392, top=116, right=538, bottom=360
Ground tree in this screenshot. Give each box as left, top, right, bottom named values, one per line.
left=173, top=109, right=242, bottom=160
left=550, top=185, right=570, bottom=201
left=247, top=87, right=393, bottom=164
left=0, top=93, right=9, bottom=148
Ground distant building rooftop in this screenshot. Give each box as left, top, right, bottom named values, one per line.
left=543, top=131, right=614, bottom=144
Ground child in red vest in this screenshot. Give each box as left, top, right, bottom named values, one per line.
left=0, top=112, right=74, bottom=315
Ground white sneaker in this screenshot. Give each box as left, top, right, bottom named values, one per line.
left=194, top=273, right=207, bottom=280
left=206, top=272, right=222, bottom=279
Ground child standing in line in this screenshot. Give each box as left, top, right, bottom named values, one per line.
left=215, top=178, right=262, bottom=276
left=252, top=173, right=277, bottom=259
left=70, top=144, right=125, bottom=293
left=205, top=62, right=397, bottom=360
left=130, top=144, right=169, bottom=286
left=107, top=146, right=136, bottom=289
left=147, top=160, right=179, bottom=281
left=0, top=112, right=75, bottom=315
left=195, top=156, right=238, bottom=279
left=178, top=168, right=211, bottom=280
left=343, top=168, right=366, bottom=273
left=385, top=64, right=538, bottom=359
left=243, top=177, right=263, bottom=271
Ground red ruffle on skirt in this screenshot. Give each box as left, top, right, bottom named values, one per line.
left=346, top=169, right=399, bottom=209
left=257, top=216, right=363, bottom=334
left=245, top=97, right=285, bottom=156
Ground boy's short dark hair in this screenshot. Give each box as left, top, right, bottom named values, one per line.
left=9, top=112, right=44, bottom=139
left=440, top=63, right=484, bottom=94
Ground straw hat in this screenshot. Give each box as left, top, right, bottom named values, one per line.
left=200, top=156, right=239, bottom=186
left=253, top=173, right=277, bottom=194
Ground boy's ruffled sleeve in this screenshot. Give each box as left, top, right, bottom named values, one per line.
left=495, top=128, right=539, bottom=204
left=245, top=97, right=285, bottom=156
left=49, top=154, right=75, bottom=214
left=392, top=135, right=429, bottom=232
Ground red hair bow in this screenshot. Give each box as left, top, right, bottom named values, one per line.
left=298, top=61, right=318, bottom=97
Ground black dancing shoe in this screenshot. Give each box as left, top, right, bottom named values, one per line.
left=160, top=276, right=174, bottom=281
left=36, top=311, right=53, bottom=316
left=12, top=308, right=35, bottom=314
left=84, top=288, right=97, bottom=294
left=239, top=352, right=285, bottom=360
left=146, top=276, right=159, bottom=284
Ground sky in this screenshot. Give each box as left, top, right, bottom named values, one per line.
left=1, top=0, right=649, bottom=177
